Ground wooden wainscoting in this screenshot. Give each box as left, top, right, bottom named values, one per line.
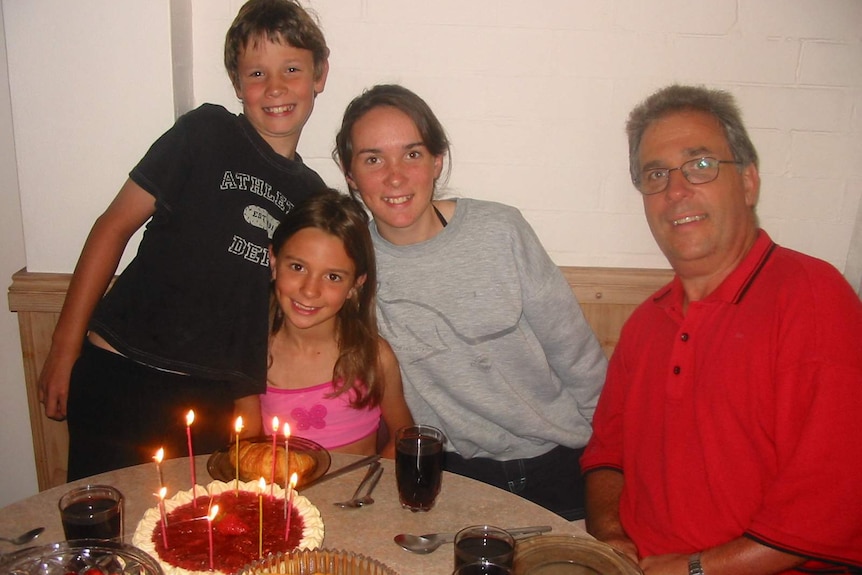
left=8, top=266, right=673, bottom=491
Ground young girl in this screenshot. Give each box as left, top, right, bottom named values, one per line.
left=258, top=189, right=413, bottom=458
left=333, top=84, right=607, bottom=519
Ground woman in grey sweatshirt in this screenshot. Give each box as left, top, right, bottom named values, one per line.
left=333, top=84, right=607, bottom=521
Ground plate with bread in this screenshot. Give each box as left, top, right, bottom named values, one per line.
left=207, top=435, right=331, bottom=489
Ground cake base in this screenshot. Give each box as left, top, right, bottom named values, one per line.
left=133, top=479, right=324, bottom=575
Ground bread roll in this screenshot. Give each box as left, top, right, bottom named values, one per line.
left=237, top=441, right=316, bottom=484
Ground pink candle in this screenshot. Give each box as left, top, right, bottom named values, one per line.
left=283, top=423, right=291, bottom=515
left=270, top=416, right=279, bottom=496
left=185, top=410, right=196, bottom=507
left=207, top=504, right=219, bottom=571
left=234, top=416, right=243, bottom=495
left=258, top=477, right=266, bottom=558
left=157, top=487, right=169, bottom=548
left=284, top=472, right=297, bottom=542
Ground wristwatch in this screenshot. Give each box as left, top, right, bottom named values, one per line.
left=688, top=552, right=705, bottom=575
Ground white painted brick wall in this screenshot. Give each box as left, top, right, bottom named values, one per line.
left=8, top=0, right=859, bottom=275
left=185, top=0, right=855, bottom=273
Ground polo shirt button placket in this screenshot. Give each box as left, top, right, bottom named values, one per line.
left=674, top=333, right=689, bottom=374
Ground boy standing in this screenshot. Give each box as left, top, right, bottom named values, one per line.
left=38, top=0, right=329, bottom=480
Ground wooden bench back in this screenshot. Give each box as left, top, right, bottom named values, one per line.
left=8, top=266, right=673, bottom=490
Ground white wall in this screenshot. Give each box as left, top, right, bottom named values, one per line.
left=5, top=0, right=176, bottom=273
left=193, top=0, right=862, bottom=273
left=0, top=2, right=37, bottom=507
left=2, top=1, right=861, bottom=500
left=7, top=0, right=862, bottom=275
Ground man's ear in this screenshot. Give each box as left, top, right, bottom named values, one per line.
left=742, top=163, right=760, bottom=208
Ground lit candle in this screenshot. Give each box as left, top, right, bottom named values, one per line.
left=234, top=416, right=243, bottom=495
left=153, top=447, right=164, bottom=492
left=157, top=487, right=169, bottom=548
left=185, top=410, right=196, bottom=507
left=284, top=472, right=297, bottom=542
left=258, top=477, right=266, bottom=558
left=207, top=504, right=219, bottom=571
left=283, top=423, right=291, bottom=514
left=270, top=416, right=279, bottom=496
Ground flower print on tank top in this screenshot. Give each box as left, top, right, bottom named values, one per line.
left=292, top=404, right=328, bottom=431
left=260, top=380, right=381, bottom=450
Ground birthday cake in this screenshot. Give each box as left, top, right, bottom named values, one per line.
left=133, top=479, right=324, bottom=575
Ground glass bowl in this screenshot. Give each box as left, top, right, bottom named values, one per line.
left=513, top=535, right=642, bottom=575
left=235, top=548, right=398, bottom=575
left=0, top=539, right=164, bottom=575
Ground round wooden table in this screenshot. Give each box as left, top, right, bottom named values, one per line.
left=0, top=453, right=589, bottom=574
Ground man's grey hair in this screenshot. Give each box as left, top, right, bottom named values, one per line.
left=626, top=84, right=759, bottom=186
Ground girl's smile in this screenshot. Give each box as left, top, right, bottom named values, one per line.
left=271, top=227, right=362, bottom=333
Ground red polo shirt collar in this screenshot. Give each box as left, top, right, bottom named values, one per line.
left=653, top=229, right=777, bottom=315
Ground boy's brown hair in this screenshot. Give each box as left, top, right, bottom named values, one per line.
left=224, top=0, right=329, bottom=89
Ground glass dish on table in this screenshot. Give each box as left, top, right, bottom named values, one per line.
left=0, top=539, right=163, bottom=575
left=513, top=535, right=643, bottom=575
left=236, top=548, right=398, bottom=575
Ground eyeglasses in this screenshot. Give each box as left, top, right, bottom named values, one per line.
left=636, top=156, right=742, bottom=195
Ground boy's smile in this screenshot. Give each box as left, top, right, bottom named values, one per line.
left=235, top=38, right=327, bottom=159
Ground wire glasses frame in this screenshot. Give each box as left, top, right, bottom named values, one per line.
left=636, top=156, right=743, bottom=196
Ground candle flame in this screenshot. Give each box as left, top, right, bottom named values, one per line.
left=154, top=447, right=164, bottom=464
left=235, top=416, right=243, bottom=433
left=208, top=504, right=219, bottom=521
left=186, top=410, right=195, bottom=426
left=283, top=422, right=291, bottom=438
left=159, top=486, right=167, bottom=499
left=290, top=473, right=298, bottom=488
left=272, top=416, right=279, bottom=434
left=258, top=477, right=267, bottom=493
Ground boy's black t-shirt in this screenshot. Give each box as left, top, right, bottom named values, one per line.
left=90, top=104, right=326, bottom=397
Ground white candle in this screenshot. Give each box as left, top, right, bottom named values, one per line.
left=207, top=504, right=219, bottom=571
left=153, top=447, right=164, bottom=492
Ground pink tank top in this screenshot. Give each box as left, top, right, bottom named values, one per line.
left=260, top=381, right=381, bottom=449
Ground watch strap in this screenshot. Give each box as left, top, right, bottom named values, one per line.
left=688, top=552, right=705, bottom=575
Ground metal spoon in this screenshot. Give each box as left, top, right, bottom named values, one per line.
left=0, top=527, right=45, bottom=546
left=394, top=525, right=553, bottom=554
left=334, top=464, right=383, bottom=508
left=333, top=461, right=382, bottom=508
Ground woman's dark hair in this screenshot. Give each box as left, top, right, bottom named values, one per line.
left=333, top=84, right=451, bottom=197
left=269, top=189, right=382, bottom=407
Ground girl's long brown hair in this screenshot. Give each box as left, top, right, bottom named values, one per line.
left=269, top=189, right=382, bottom=407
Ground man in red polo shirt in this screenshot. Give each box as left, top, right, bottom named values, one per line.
left=581, top=84, right=862, bottom=575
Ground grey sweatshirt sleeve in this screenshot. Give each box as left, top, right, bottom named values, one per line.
left=509, top=210, right=608, bottom=422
